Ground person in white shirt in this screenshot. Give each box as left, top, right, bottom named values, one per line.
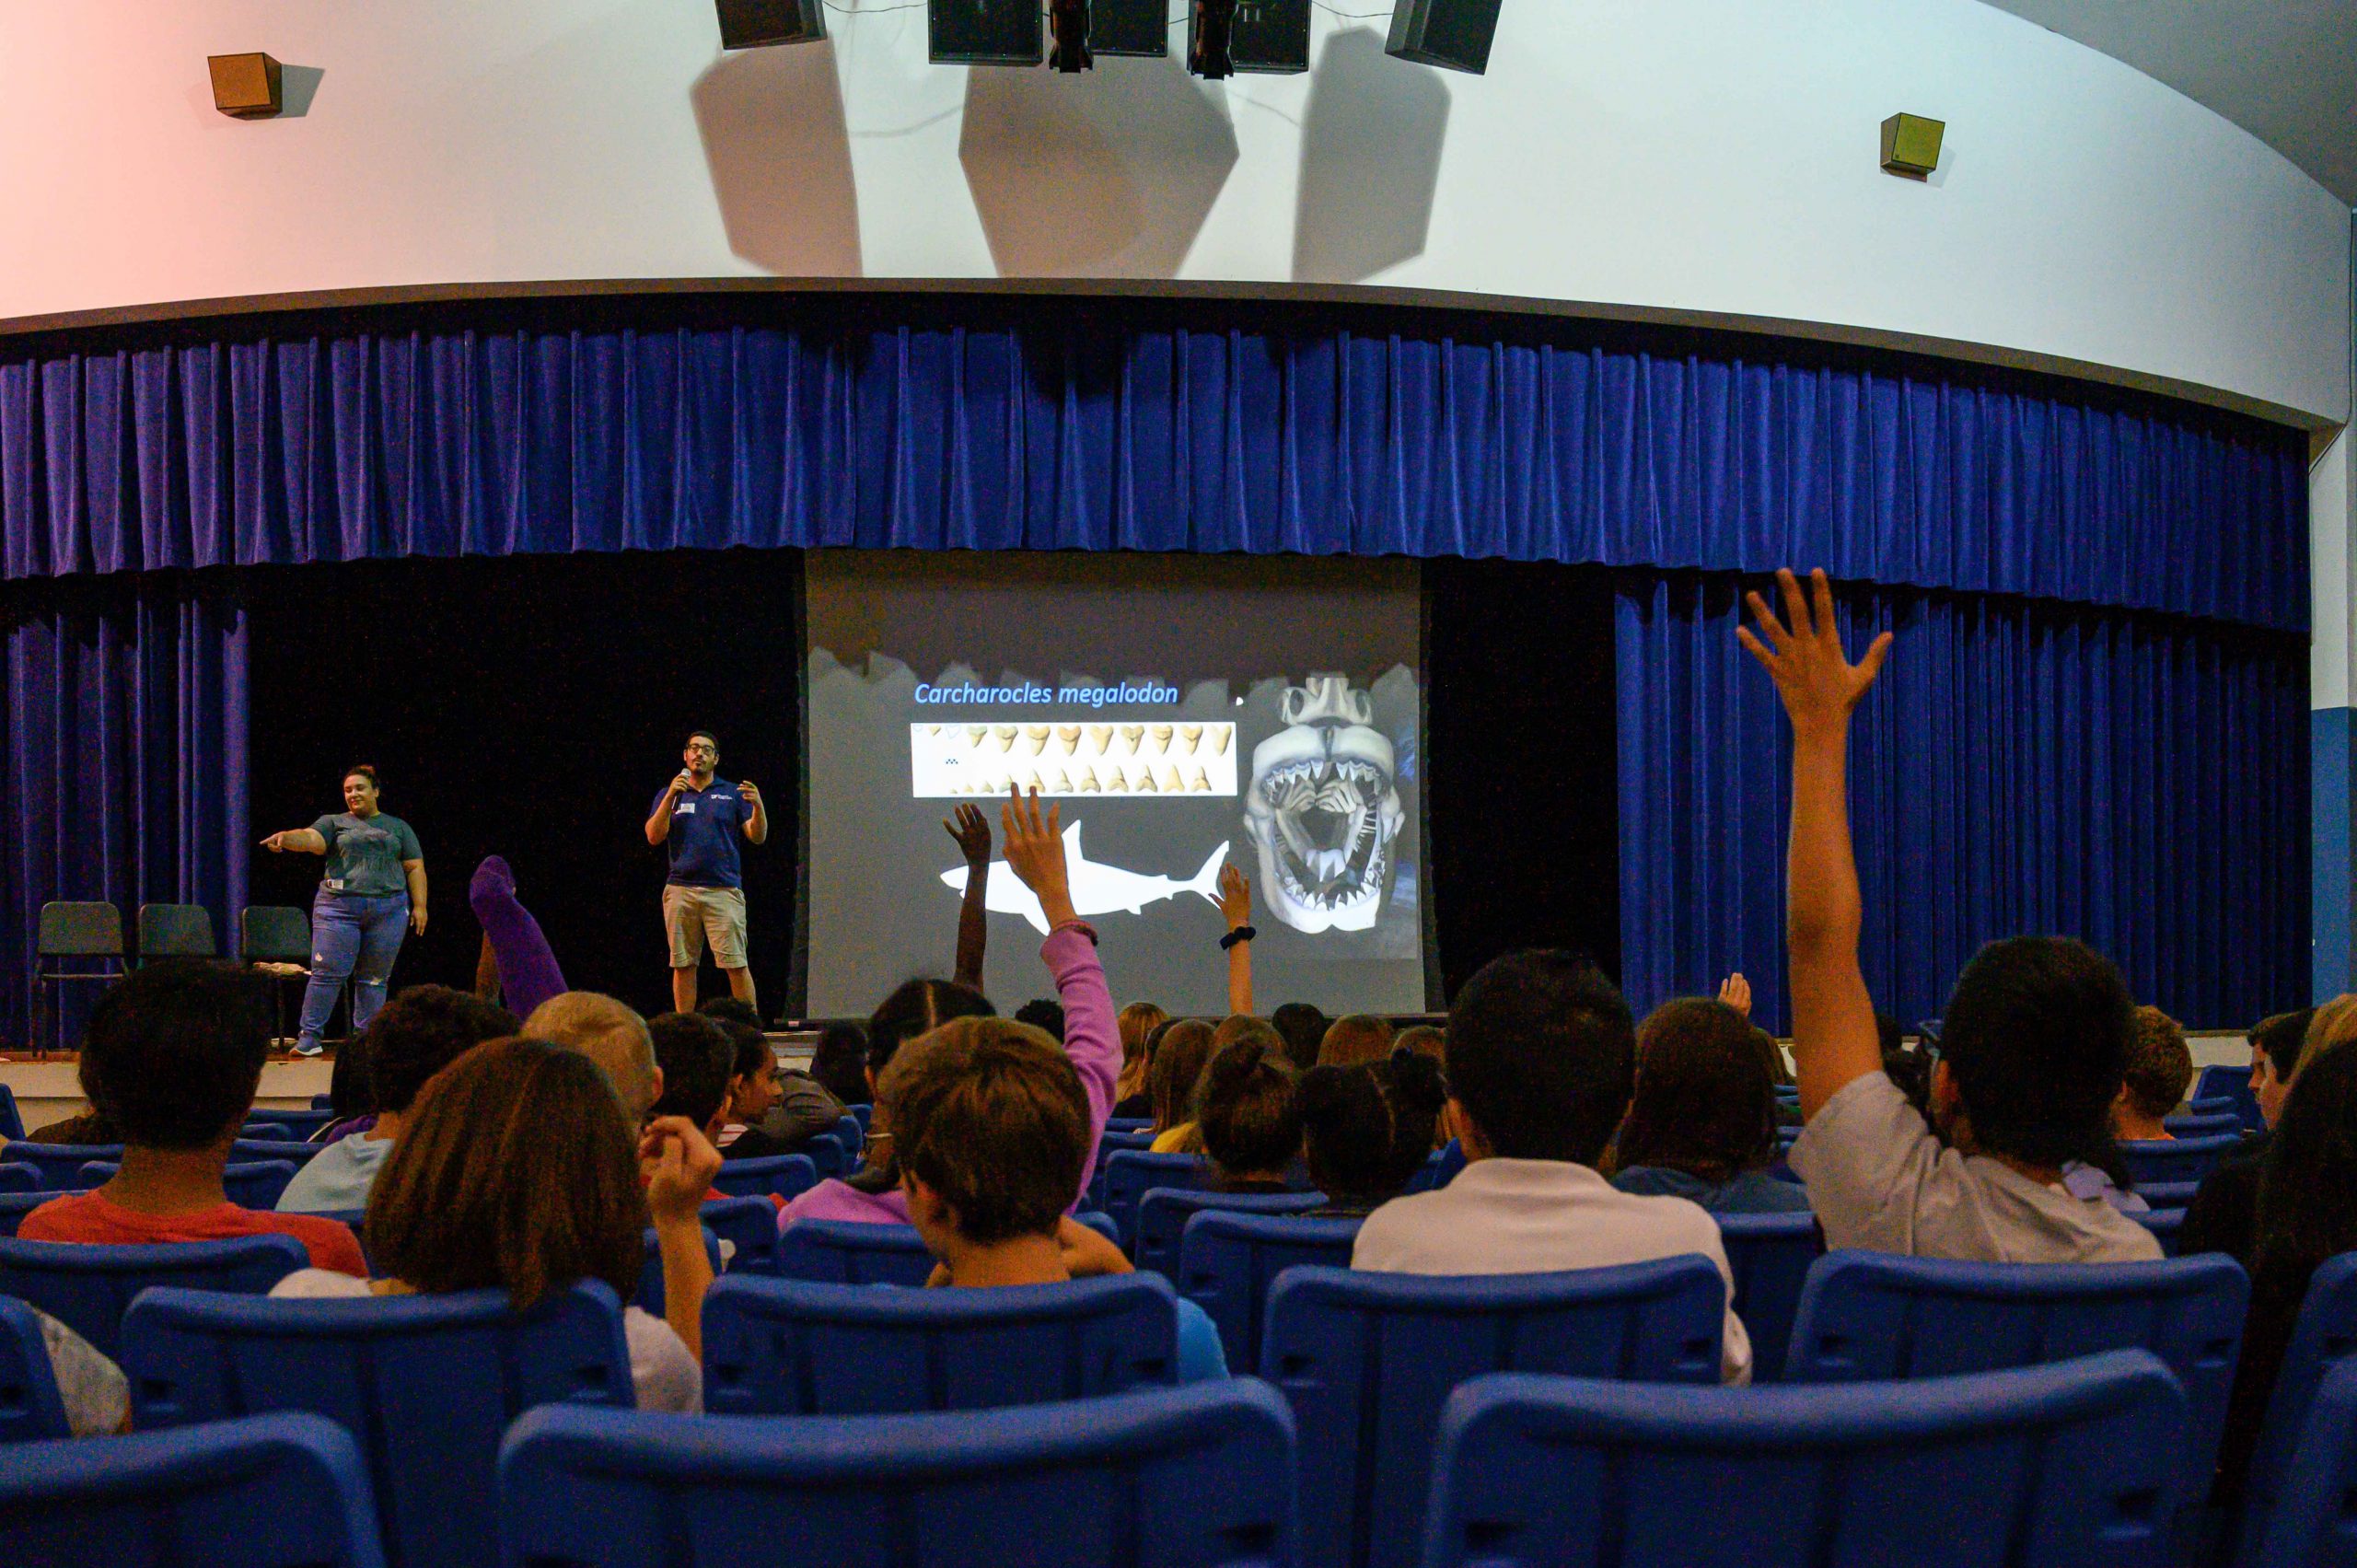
left=1352, top=949, right=1753, bottom=1385
left=1737, top=568, right=2158, bottom=1264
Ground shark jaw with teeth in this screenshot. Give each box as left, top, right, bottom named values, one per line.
left=1244, top=676, right=1405, bottom=935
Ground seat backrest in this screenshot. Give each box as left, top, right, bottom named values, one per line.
left=1401, top=1139, right=1466, bottom=1195
left=2240, top=1253, right=2357, bottom=1560
left=75, top=1160, right=298, bottom=1212
left=707, top=1153, right=817, bottom=1202
left=773, top=1219, right=936, bottom=1286
left=122, top=1282, right=631, bottom=1568
left=2163, top=1110, right=2243, bottom=1138
left=36, top=900, right=122, bottom=958
left=136, top=902, right=217, bottom=960
left=499, top=1380, right=1297, bottom=1568
left=6, top=1142, right=124, bottom=1190
left=1134, top=1189, right=1325, bottom=1279
left=633, top=1225, right=723, bottom=1317
left=0, top=1234, right=309, bottom=1359
left=0, top=1086, right=22, bottom=1144
left=2192, top=1063, right=2266, bottom=1132
left=231, top=1136, right=325, bottom=1167
left=1098, top=1129, right=1158, bottom=1156
left=1425, top=1350, right=2190, bottom=1568
left=1265, top=1258, right=1726, bottom=1568
left=0, top=1162, right=39, bottom=1195
left=1786, top=1250, right=2246, bottom=1504
left=1713, top=1211, right=1826, bottom=1383
left=702, top=1272, right=1182, bottom=1416
left=2136, top=1179, right=2201, bottom=1209
left=240, top=903, right=312, bottom=961
left=2255, top=1357, right=2357, bottom=1568
left=700, top=1196, right=782, bottom=1274
left=1100, top=1150, right=1213, bottom=1249
left=245, top=1107, right=341, bottom=1140
left=0, top=1193, right=52, bottom=1237
left=2135, top=1207, right=2185, bottom=1257
left=0, top=1295, right=73, bottom=1443
left=1175, top=1210, right=1361, bottom=1372
left=2119, top=1134, right=2244, bottom=1188
left=0, top=1409, right=385, bottom=1567
left=830, top=1113, right=864, bottom=1155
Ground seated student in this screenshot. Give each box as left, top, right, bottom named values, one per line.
left=696, top=995, right=762, bottom=1031
left=647, top=1011, right=737, bottom=1201
left=26, top=1105, right=122, bottom=1145
left=710, top=1019, right=843, bottom=1158
left=1014, top=998, right=1067, bottom=1042
left=523, top=992, right=662, bottom=1121
left=1144, top=1019, right=1215, bottom=1152
left=1271, top=1002, right=1330, bottom=1075
left=1197, top=1032, right=1303, bottom=1194
left=2184, top=1001, right=2339, bottom=1264
left=805, top=1020, right=873, bottom=1110
left=886, top=1016, right=1226, bottom=1380
left=1297, top=1050, right=1447, bottom=1216
left=1392, top=1024, right=1446, bottom=1066
left=1318, top=1014, right=1397, bottom=1069
left=2114, top=1005, right=2193, bottom=1142
left=778, top=788, right=1119, bottom=1228
left=21, top=961, right=366, bottom=1275
left=1110, top=1002, right=1170, bottom=1120
left=1610, top=998, right=1814, bottom=1215
left=309, top=1029, right=379, bottom=1144
left=1352, top=949, right=1751, bottom=1384
left=273, top=1038, right=716, bottom=1411
left=1741, top=568, right=2156, bottom=1262
left=278, top=985, right=517, bottom=1214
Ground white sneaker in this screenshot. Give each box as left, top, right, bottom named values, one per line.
left=291, top=1040, right=325, bottom=1059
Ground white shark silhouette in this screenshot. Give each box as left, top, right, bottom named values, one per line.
left=940, top=822, right=1229, bottom=934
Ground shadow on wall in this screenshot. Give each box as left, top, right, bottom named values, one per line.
left=1293, top=29, right=1450, bottom=283
left=960, top=52, right=1238, bottom=277
left=692, top=44, right=864, bottom=275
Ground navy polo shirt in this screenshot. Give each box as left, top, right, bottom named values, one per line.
left=655, top=778, right=748, bottom=889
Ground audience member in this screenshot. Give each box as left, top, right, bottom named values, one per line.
left=1743, top=569, right=2156, bottom=1262
left=1351, top=950, right=1749, bottom=1382
left=1014, top=997, right=1067, bottom=1042
left=647, top=1011, right=734, bottom=1132
left=21, top=961, right=366, bottom=1275
left=2183, top=1002, right=2332, bottom=1260
left=1155, top=1016, right=1280, bottom=1153
left=1392, top=1023, right=1445, bottom=1066
left=1144, top=1018, right=1214, bottom=1150
left=1297, top=1050, right=1446, bottom=1215
left=1271, top=1001, right=1330, bottom=1075
left=2114, top=1005, right=2192, bottom=1142
left=271, top=1038, right=715, bottom=1411
left=1110, top=1002, right=1170, bottom=1119
left=278, top=985, right=517, bottom=1214
left=806, top=1020, right=873, bottom=1109
left=523, top=992, right=661, bottom=1120
left=710, top=1019, right=844, bottom=1158
left=884, top=1016, right=1226, bottom=1380
left=1610, top=998, right=1812, bottom=1214
left=696, top=995, right=762, bottom=1031
left=26, top=1104, right=122, bottom=1145
left=310, top=1030, right=379, bottom=1144
left=1196, top=1035, right=1302, bottom=1193
left=1318, top=1013, right=1396, bottom=1068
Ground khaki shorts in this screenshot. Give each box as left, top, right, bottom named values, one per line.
left=663, top=884, right=749, bottom=970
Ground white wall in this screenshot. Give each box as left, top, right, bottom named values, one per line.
left=0, top=0, right=2348, bottom=424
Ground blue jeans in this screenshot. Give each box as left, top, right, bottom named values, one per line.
left=297, top=889, right=409, bottom=1051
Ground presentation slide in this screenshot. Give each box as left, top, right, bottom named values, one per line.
left=802, top=552, right=1430, bottom=1017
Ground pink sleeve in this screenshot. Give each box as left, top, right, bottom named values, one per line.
left=1043, top=926, right=1120, bottom=1205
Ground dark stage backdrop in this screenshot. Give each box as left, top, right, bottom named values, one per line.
left=245, top=549, right=806, bottom=1021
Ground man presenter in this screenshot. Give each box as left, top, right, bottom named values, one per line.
left=644, top=730, right=766, bottom=1014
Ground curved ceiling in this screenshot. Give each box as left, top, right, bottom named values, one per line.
left=1980, top=0, right=2357, bottom=203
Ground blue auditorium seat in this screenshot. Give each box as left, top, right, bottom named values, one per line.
left=2235, top=1253, right=2357, bottom=1566
left=2250, top=1358, right=2357, bottom=1568
left=3, top=1143, right=122, bottom=1190
left=2119, top=1135, right=2242, bottom=1189
left=0, top=1234, right=308, bottom=1358
left=799, top=1132, right=852, bottom=1180
left=0, top=1295, right=72, bottom=1442
left=1074, top=1209, right=1122, bottom=1247
left=773, top=1219, right=935, bottom=1286
left=1424, top=1350, right=2191, bottom=1568
left=0, top=1162, right=38, bottom=1194
left=1097, top=1128, right=1158, bottom=1156
left=830, top=1112, right=864, bottom=1153
left=0, top=1192, right=52, bottom=1237
left=1102, top=1116, right=1150, bottom=1132
left=1133, top=1189, right=1325, bottom=1279
left=845, top=1102, right=872, bottom=1132
left=2163, top=1110, right=2244, bottom=1138
left=698, top=1196, right=782, bottom=1274
left=2136, top=1179, right=2201, bottom=1209
left=1264, top=1258, right=1726, bottom=1568
left=2135, top=1206, right=2186, bottom=1257
left=1402, top=1139, right=1466, bottom=1195
left=1713, top=1211, right=1824, bottom=1382
left=0, top=1084, right=22, bottom=1143
left=0, top=1411, right=386, bottom=1568
left=701, top=1272, right=1182, bottom=1416
left=1176, top=1210, right=1361, bottom=1370
left=2192, top=1064, right=2265, bottom=1133
left=243, top=1107, right=340, bottom=1140
left=633, top=1225, right=723, bottom=1317
left=707, top=1153, right=817, bottom=1203
left=75, top=1159, right=298, bottom=1212
left=230, top=1136, right=325, bottom=1167
left=120, top=1281, right=632, bottom=1568
left=1785, top=1250, right=2246, bottom=1513
left=1099, top=1150, right=1213, bottom=1249
left=499, top=1380, right=1297, bottom=1568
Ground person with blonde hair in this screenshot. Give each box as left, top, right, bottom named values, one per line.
left=1111, top=1002, right=1169, bottom=1118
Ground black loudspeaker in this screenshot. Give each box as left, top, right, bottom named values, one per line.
left=715, top=0, right=826, bottom=48
left=1190, top=0, right=1308, bottom=74
left=931, top=0, right=1042, bottom=64
left=1092, top=0, right=1170, bottom=58
left=1386, top=0, right=1503, bottom=75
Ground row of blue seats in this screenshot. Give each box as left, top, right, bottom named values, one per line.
left=3, top=1228, right=2352, bottom=1568
left=4, top=1343, right=2353, bottom=1566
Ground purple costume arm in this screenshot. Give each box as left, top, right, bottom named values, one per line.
left=467, top=856, right=566, bottom=1022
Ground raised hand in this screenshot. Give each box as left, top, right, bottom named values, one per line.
left=943, top=803, right=993, bottom=865
left=1001, top=786, right=1076, bottom=928
left=1218, top=863, right=1251, bottom=929
left=639, top=1114, right=722, bottom=1225
left=738, top=780, right=761, bottom=809
left=1717, top=971, right=1751, bottom=1019
left=1736, top=568, right=1891, bottom=738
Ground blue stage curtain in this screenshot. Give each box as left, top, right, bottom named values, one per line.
left=1617, top=573, right=2310, bottom=1031
left=0, top=579, right=248, bottom=1046
left=0, top=308, right=2307, bottom=631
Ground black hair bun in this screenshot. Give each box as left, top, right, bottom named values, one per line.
left=1386, top=1047, right=1447, bottom=1110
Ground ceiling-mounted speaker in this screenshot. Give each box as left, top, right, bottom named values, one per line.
left=931, top=0, right=1042, bottom=64
left=1190, top=0, right=1308, bottom=75
left=207, top=52, right=283, bottom=118
left=1091, top=0, right=1169, bottom=58
left=1385, top=0, right=1503, bottom=75
left=715, top=0, right=826, bottom=47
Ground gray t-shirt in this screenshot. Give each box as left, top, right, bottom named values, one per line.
left=310, top=812, right=422, bottom=898
left=1791, top=1072, right=2163, bottom=1263
left=38, top=1309, right=128, bottom=1436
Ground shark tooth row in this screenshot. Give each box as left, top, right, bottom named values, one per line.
left=950, top=762, right=1214, bottom=796
left=965, top=721, right=1231, bottom=757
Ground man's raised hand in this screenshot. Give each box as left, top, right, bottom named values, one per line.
left=1736, top=568, right=1891, bottom=737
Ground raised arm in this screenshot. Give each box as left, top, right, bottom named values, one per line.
left=644, top=772, right=691, bottom=846
left=1737, top=568, right=1891, bottom=1121
left=1001, top=788, right=1120, bottom=1148
left=1219, top=863, right=1254, bottom=1017
left=944, top=804, right=992, bottom=990
left=640, top=1114, right=723, bottom=1360
left=739, top=780, right=769, bottom=846
left=260, top=829, right=328, bottom=854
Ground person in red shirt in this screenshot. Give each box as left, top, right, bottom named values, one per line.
left=20, top=960, right=366, bottom=1276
